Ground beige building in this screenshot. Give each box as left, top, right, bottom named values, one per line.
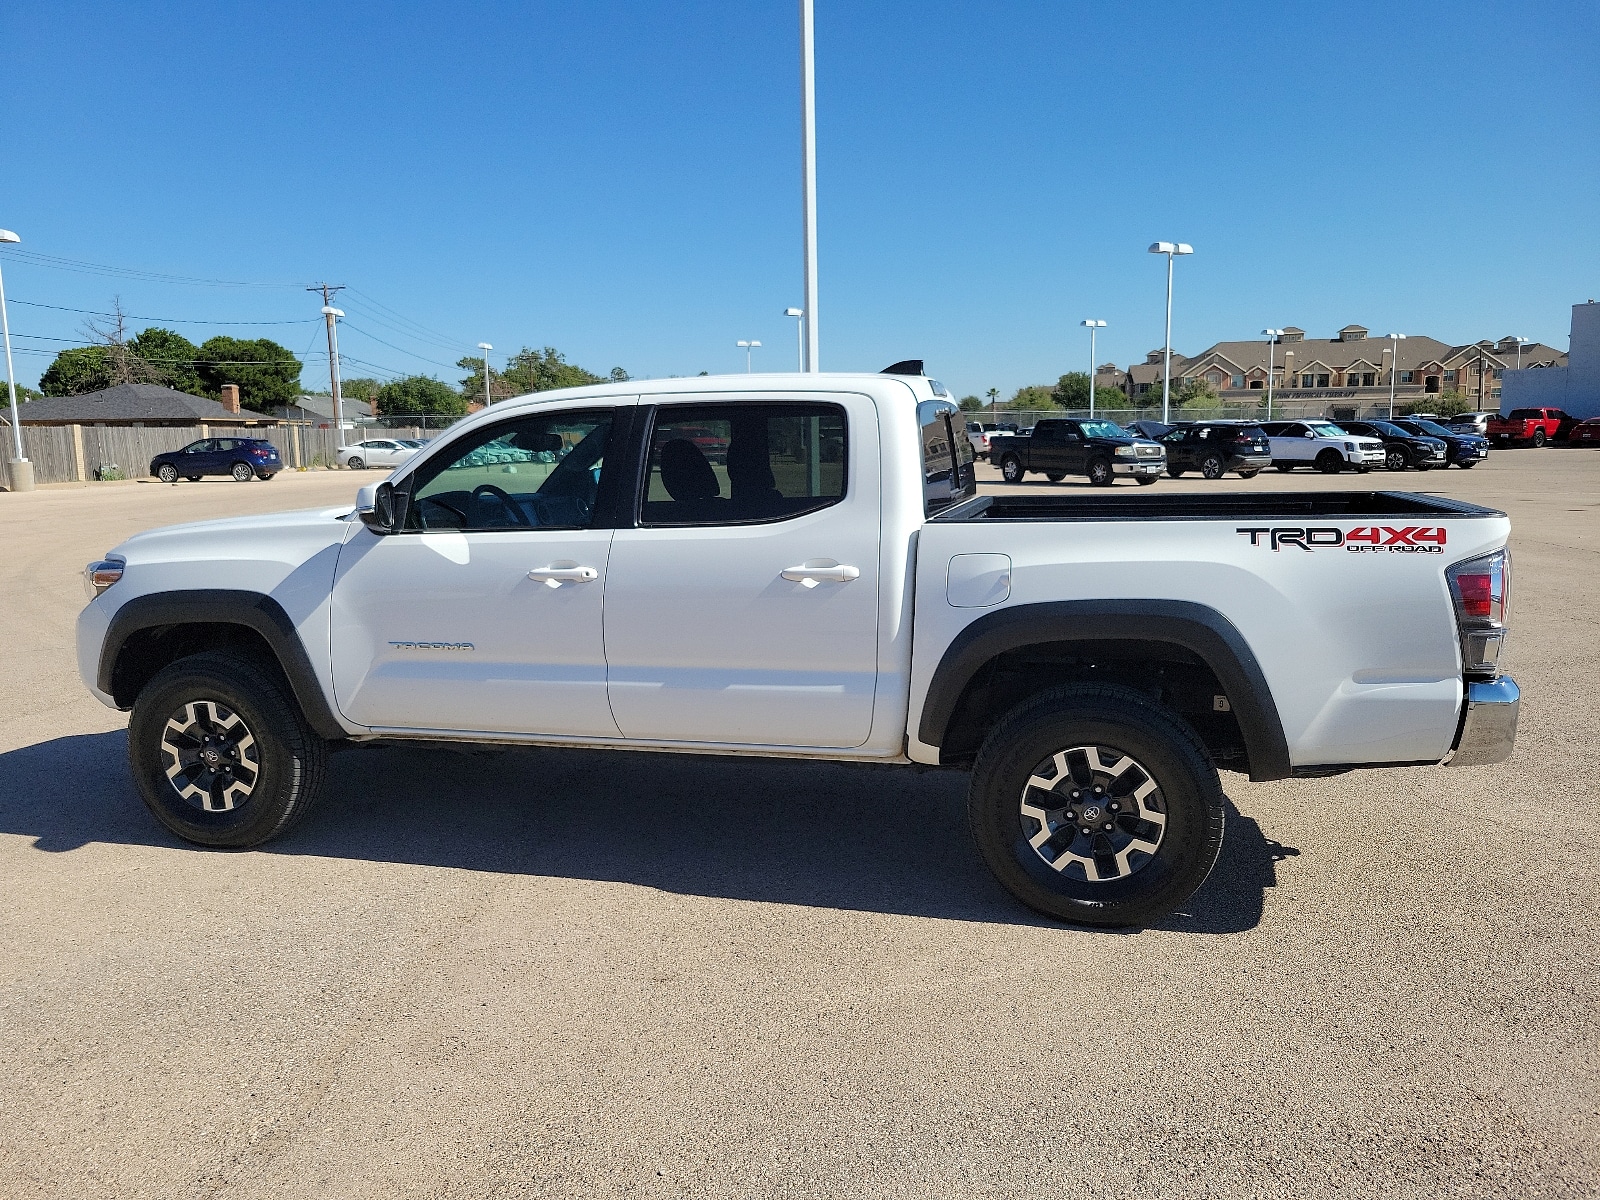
left=1113, top=327, right=1567, bottom=409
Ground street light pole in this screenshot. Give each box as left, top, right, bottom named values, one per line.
left=799, top=0, right=819, bottom=372
left=784, top=309, right=804, bottom=371
left=477, top=343, right=493, bottom=408
left=1148, top=242, right=1193, bottom=424
left=737, top=340, right=762, bottom=373
left=1262, top=329, right=1284, bottom=420
left=0, top=229, right=28, bottom=491
left=1386, top=332, right=1406, bottom=419
left=1081, top=320, right=1105, bottom=416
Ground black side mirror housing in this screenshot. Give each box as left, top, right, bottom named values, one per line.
left=359, top=481, right=410, bottom=534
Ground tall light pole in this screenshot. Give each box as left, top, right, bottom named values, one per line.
left=478, top=343, right=493, bottom=408
left=799, top=0, right=819, bottom=371
left=737, top=340, right=762, bottom=373
left=1081, top=320, right=1106, bottom=416
left=0, top=228, right=29, bottom=491
left=1386, top=332, right=1406, bottom=419
left=1262, top=329, right=1284, bottom=420
left=784, top=309, right=804, bottom=371
left=1148, top=242, right=1193, bottom=424
left=321, top=305, right=346, bottom=433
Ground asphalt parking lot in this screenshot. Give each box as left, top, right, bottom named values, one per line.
left=1, top=452, right=1596, bottom=1199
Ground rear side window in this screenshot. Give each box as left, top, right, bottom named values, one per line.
left=920, top=399, right=975, bottom=516
left=1507, top=409, right=1540, bottom=420
left=641, top=403, right=846, bottom=527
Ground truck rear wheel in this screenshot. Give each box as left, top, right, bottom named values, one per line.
left=1000, top=455, right=1024, bottom=483
left=128, top=651, right=328, bottom=849
left=968, top=684, right=1224, bottom=928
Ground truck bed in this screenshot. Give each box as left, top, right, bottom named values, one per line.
left=933, top=491, right=1503, bottom=523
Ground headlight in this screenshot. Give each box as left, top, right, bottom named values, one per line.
left=1345, top=442, right=1356, bottom=452
left=1114, top=445, right=1138, bottom=457
left=84, top=557, right=124, bottom=599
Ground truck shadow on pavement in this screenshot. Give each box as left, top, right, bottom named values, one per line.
left=0, top=732, right=1296, bottom=934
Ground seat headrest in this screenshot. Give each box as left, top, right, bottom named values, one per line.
left=659, top=438, right=719, bottom=502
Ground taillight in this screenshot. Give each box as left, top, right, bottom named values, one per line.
left=1446, top=549, right=1511, bottom=677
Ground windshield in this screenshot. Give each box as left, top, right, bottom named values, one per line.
left=1367, top=421, right=1408, bottom=437
left=1077, top=420, right=1126, bottom=439
left=1306, top=422, right=1348, bottom=438
left=1407, top=419, right=1455, bottom=437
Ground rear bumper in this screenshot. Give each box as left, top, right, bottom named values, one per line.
left=1446, top=676, right=1519, bottom=766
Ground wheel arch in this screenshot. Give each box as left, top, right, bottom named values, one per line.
left=918, top=600, right=1291, bottom=782
left=99, top=590, right=347, bottom=740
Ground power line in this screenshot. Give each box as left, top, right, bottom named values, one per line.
left=4, top=248, right=303, bottom=289
left=8, top=298, right=311, bottom=325
left=344, top=286, right=472, bottom=350
left=340, top=322, right=463, bottom=370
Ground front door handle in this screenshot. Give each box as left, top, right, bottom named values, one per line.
left=527, top=565, right=599, bottom=586
left=782, top=563, right=860, bottom=584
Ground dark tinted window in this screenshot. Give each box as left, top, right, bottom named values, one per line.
left=643, top=403, right=846, bottom=527
left=1507, top=409, right=1541, bottom=420
left=405, top=409, right=614, bottom=531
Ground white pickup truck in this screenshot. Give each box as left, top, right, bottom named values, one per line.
left=77, top=367, right=1520, bottom=927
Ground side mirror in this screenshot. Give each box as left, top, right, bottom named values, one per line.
left=358, top=481, right=409, bottom=533
left=1304, top=431, right=1316, bottom=438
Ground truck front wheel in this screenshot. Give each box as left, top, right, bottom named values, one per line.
left=128, top=651, right=329, bottom=849
left=1532, top=429, right=1547, bottom=447
left=1086, top=458, right=1114, bottom=486
left=968, top=684, right=1225, bottom=928
left=1000, top=455, right=1025, bottom=483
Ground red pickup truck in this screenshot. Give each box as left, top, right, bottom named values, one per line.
left=1487, top=407, right=1574, bottom=446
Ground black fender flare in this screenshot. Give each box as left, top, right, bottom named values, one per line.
left=918, top=599, right=1291, bottom=782
left=99, top=589, right=348, bottom=740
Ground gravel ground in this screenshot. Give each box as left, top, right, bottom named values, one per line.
left=0, top=452, right=1595, bottom=1199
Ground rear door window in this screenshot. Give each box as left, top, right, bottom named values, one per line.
left=642, top=403, right=847, bottom=526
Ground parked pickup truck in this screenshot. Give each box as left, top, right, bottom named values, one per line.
left=1486, top=407, right=1574, bottom=447
left=991, top=418, right=1166, bottom=486
left=77, top=369, right=1520, bottom=928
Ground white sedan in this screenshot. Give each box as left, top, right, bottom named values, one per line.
left=337, top=439, right=419, bottom=470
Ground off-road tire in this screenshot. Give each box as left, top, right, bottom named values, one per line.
left=231, top=462, right=254, bottom=482
left=1087, top=457, right=1114, bottom=487
left=1317, top=449, right=1345, bottom=474
left=1200, top=454, right=1226, bottom=480
left=968, top=684, right=1225, bottom=927
left=157, top=464, right=179, bottom=484
left=129, top=651, right=329, bottom=849
left=1532, top=429, right=1547, bottom=448
left=1000, top=455, right=1023, bottom=484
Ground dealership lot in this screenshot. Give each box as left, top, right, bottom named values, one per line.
left=1, top=453, right=1596, bottom=1198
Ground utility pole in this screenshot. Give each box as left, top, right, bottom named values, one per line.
left=309, top=284, right=346, bottom=432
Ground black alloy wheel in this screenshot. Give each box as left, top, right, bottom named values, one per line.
left=1086, top=458, right=1114, bottom=487
left=156, top=464, right=179, bottom=484
left=1000, top=455, right=1024, bottom=484
left=1532, top=429, right=1547, bottom=447
left=129, top=652, right=328, bottom=848
left=1385, top=447, right=1407, bottom=471
left=1200, top=454, right=1226, bottom=480
left=1316, top=449, right=1344, bottom=474
left=968, top=684, right=1225, bottom=927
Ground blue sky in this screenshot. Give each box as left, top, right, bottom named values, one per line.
left=2, top=0, right=1596, bottom=400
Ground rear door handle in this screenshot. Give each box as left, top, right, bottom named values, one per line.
left=782, top=563, right=860, bottom=584
left=527, top=565, right=599, bottom=585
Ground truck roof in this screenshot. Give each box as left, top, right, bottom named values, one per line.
left=466, top=371, right=948, bottom=419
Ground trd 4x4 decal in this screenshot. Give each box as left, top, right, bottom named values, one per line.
left=1236, top=526, right=1447, bottom=553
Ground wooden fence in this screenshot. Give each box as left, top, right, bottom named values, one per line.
left=1, top=423, right=436, bottom=489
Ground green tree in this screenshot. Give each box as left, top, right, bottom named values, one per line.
left=195, top=336, right=303, bottom=411
left=376, top=375, right=468, bottom=426
left=39, top=346, right=114, bottom=396
left=1173, top=378, right=1219, bottom=408
left=128, top=327, right=204, bottom=395
left=1007, top=385, right=1054, bottom=410
left=341, top=377, right=382, bottom=408
left=1089, top=386, right=1131, bottom=410
left=2, top=382, right=42, bottom=404
left=1051, top=372, right=1092, bottom=409
left=487, top=346, right=607, bottom=397
left=958, top=395, right=984, bottom=412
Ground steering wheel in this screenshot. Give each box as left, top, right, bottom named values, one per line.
left=471, top=483, right=532, bottom=526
